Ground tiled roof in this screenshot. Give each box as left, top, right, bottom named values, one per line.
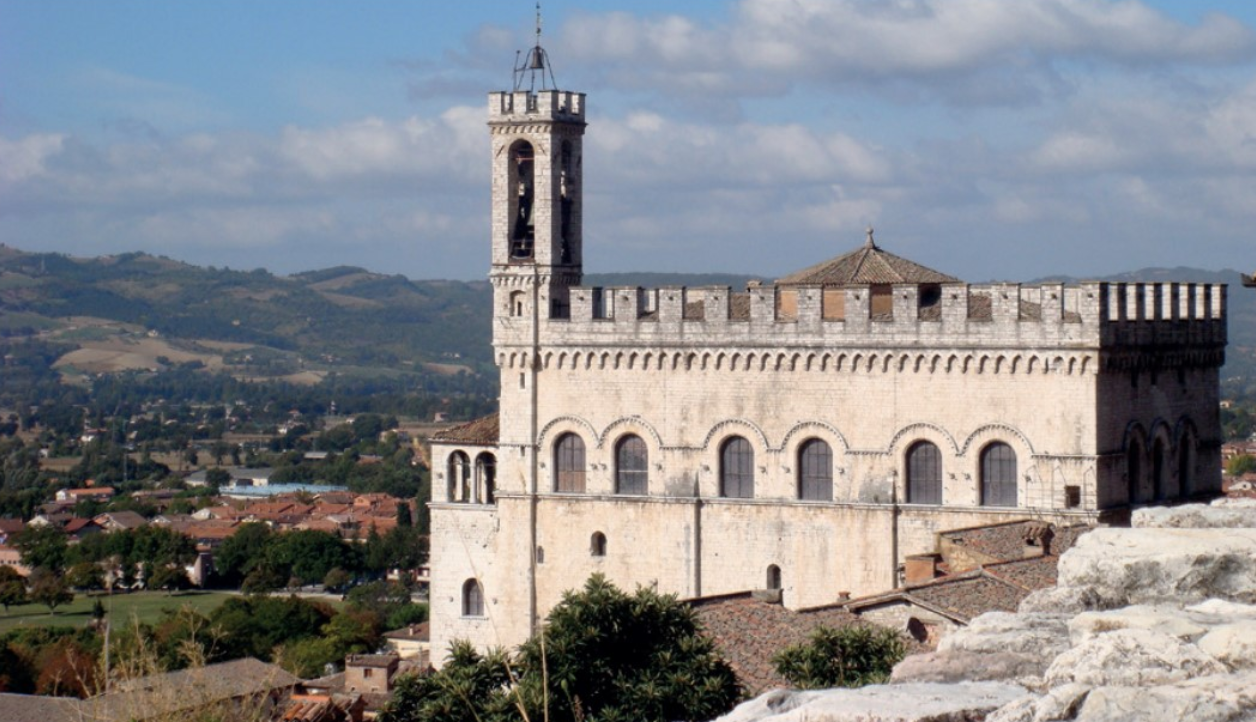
left=1, top=658, right=299, bottom=722
left=907, top=574, right=1028, bottom=621
left=777, top=237, right=959, bottom=286
left=431, top=413, right=499, bottom=445
left=95, top=510, right=148, bottom=529
left=940, top=520, right=1054, bottom=567
left=983, top=555, right=1060, bottom=592
left=346, top=654, right=399, bottom=669
left=384, top=622, right=429, bottom=641
left=846, top=569, right=1031, bottom=626
left=0, top=693, right=81, bottom=722
left=690, top=593, right=865, bottom=694
left=681, top=293, right=752, bottom=322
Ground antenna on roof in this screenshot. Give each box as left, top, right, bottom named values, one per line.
left=513, top=2, right=559, bottom=92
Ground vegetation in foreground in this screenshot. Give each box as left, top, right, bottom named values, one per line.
left=773, top=625, right=908, bottom=690
left=381, top=574, right=742, bottom=722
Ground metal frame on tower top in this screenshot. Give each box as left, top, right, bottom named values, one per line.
left=513, top=2, right=559, bottom=92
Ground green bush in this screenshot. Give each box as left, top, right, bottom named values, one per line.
left=381, top=575, right=741, bottom=722
left=773, top=625, right=906, bottom=690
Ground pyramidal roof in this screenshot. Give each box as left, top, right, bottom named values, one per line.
left=776, top=229, right=960, bottom=286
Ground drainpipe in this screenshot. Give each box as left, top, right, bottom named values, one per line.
left=891, top=471, right=900, bottom=589
left=528, top=266, right=541, bottom=635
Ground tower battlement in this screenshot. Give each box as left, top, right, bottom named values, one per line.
left=489, top=90, right=585, bottom=123
left=495, top=281, right=1227, bottom=350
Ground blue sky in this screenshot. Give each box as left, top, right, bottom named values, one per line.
left=2, top=1, right=1255, bottom=282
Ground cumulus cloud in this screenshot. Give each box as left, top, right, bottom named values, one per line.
left=556, top=0, right=1255, bottom=105
left=5, top=2, right=1256, bottom=281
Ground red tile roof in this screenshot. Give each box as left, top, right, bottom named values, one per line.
left=431, top=413, right=499, bottom=445
left=690, top=593, right=865, bottom=695
left=777, top=236, right=960, bottom=286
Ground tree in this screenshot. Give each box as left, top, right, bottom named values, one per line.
left=1226, top=454, right=1256, bottom=476
left=265, top=529, right=360, bottom=587
left=28, top=569, right=74, bottom=615
left=322, top=567, right=352, bottom=593
left=0, top=565, right=26, bottom=613
left=65, top=561, right=105, bottom=592
left=146, top=565, right=191, bottom=594
left=13, top=525, right=69, bottom=573
left=772, top=625, right=907, bottom=690
left=345, top=580, right=412, bottom=628
left=381, top=575, right=741, bottom=722
left=205, top=467, right=232, bottom=488
left=396, top=501, right=413, bottom=527
left=215, top=521, right=272, bottom=584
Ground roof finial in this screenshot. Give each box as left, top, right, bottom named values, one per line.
left=865, top=225, right=877, bottom=249
left=513, top=2, right=559, bottom=91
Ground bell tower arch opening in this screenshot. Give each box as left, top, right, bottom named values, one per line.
left=487, top=24, right=586, bottom=325
left=509, top=140, right=536, bottom=259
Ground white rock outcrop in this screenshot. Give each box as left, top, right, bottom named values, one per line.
left=722, top=503, right=1256, bottom=722
left=1055, top=527, right=1256, bottom=605
left=714, top=682, right=1028, bottom=722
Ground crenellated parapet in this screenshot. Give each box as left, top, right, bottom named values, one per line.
left=493, top=281, right=1226, bottom=354
left=488, top=90, right=585, bottom=125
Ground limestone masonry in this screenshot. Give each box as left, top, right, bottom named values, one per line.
left=426, top=47, right=1228, bottom=664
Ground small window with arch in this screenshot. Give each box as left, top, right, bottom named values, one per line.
left=590, top=531, right=607, bottom=557
left=461, top=578, right=484, bottom=617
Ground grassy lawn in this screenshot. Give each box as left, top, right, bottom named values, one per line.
left=0, top=590, right=237, bottom=634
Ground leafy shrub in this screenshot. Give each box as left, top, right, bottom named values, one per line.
left=381, top=575, right=741, bottom=722
left=773, top=625, right=906, bottom=690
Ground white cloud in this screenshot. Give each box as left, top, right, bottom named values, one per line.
left=0, top=134, right=65, bottom=185
left=556, top=0, right=1255, bottom=105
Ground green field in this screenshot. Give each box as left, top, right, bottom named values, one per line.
left=0, top=591, right=237, bottom=634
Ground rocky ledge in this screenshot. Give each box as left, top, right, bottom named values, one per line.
left=715, top=499, right=1256, bottom=722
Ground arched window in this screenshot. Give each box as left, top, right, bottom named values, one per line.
left=906, top=441, right=942, bottom=504
left=462, top=579, right=484, bottom=617
left=1179, top=437, right=1194, bottom=498
left=509, top=290, right=526, bottom=317
left=980, top=443, right=1017, bottom=507
left=797, top=439, right=833, bottom=501
left=475, top=452, right=496, bottom=504
left=591, top=532, right=607, bottom=557
left=1153, top=438, right=1167, bottom=501
left=509, top=141, right=535, bottom=258
left=615, top=435, right=648, bottom=495
left=447, top=451, right=470, bottom=502
left=720, top=437, right=754, bottom=498
left=555, top=433, right=586, bottom=493
left=1127, top=440, right=1143, bottom=504
left=766, top=565, right=782, bottom=590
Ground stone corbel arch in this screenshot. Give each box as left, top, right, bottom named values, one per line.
left=887, top=422, right=961, bottom=457
left=700, top=418, right=771, bottom=453
left=779, top=421, right=851, bottom=455
left=537, top=415, right=600, bottom=450
left=598, top=415, right=664, bottom=451
left=959, top=423, right=1036, bottom=458
left=1121, top=421, right=1149, bottom=453
left=1173, top=415, right=1200, bottom=450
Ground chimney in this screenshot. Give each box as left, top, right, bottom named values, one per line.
left=904, top=553, right=943, bottom=585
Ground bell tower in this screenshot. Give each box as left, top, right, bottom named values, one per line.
left=488, top=17, right=585, bottom=324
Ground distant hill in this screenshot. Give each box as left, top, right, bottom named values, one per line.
left=0, top=247, right=493, bottom=386
left=1, top=245, right=1250, bottom=395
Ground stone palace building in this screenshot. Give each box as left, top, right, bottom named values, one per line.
left=426, top=43, right=1228, bottom=663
